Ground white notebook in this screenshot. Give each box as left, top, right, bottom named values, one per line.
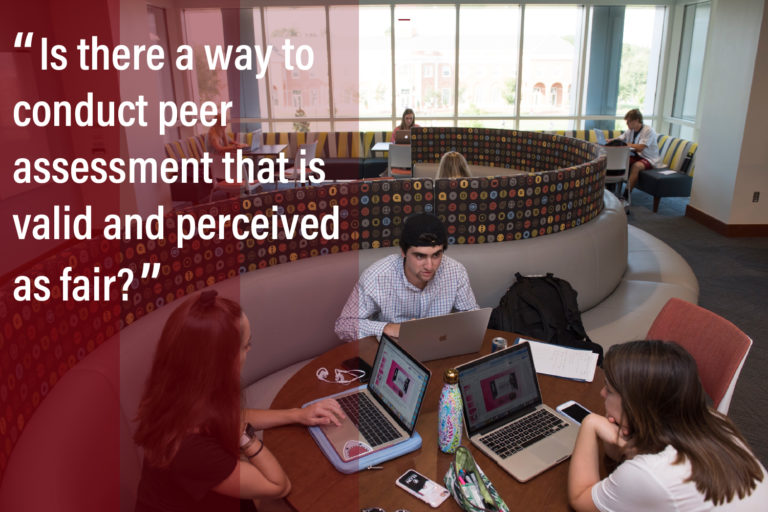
left=516, top=338, right=599, bottom=382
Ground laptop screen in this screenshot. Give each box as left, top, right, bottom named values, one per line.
left=458, top=343, right=541, bottom=434
left=593, top=128, right=606, bottom=145
left=369, top=335, right=430, bottom=434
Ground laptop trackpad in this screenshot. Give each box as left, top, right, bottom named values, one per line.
left=531, top=438, right=571, bottom=463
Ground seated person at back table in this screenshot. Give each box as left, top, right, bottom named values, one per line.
left=334, top=212, right=478, bottom=341
left=607, top=108, right=662, bottom=195
left=436, top=151, right=471, bottom=179
left=391, top=108, right=420, bottom=142
left=568, top=340, right=767, bottom=512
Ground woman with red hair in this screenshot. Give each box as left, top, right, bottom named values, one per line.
left=133, top=290, right=343, bottom=511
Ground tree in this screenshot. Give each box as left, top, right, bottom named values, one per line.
left=502, top=78, right=517, bottom=107
left=618, top=44, right=650, bottom=111
left=193, top=45, right=222, bottom=102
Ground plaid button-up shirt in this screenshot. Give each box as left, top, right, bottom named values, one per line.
left=334, top=254, right=479, bottom=341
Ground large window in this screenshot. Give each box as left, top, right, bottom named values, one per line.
left=672, top=2, right=710, bottom=125
left=335, top=5, right=391, bottom=120
left=394, top=5, right=456, bottom=118
left=458, top=4, right=520, bottom=121
left=520, top=5, right=582, bottom=118
left=182, top=4, right=674, bottom=132
left=617, top=6, right=665, bottom=116
left=183, top=10, right=228, bottom=105
left=148, top=5, right=179, bottom=142
left=264, top=7, right=330, bottom=131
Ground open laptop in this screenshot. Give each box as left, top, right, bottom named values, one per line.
left=317, top=334, right=431, bottom=462
left=457, top=341, right=579, bottom=482
left=593, top=128, right=607, bottom=145
left=395, top=308, right=493, bottom=362
left=394, top=129, right=411, bottom=144
left=240, top=129, right=263, bottom=152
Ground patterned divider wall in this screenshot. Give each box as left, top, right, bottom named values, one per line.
left=434, top=164, right=605, bottom=244
left=411, top=128, right=600, bottom=172
left=0, top=131, right=602, bottom=484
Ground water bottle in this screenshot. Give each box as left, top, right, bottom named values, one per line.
left=438, top=368, right=463, bottom=453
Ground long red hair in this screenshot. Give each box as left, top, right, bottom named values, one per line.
left=133, top=291, right=243, bottom=467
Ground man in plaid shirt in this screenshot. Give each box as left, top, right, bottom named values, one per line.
left=335, top=213, right=478, bottom=341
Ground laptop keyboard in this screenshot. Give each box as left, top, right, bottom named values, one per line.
left=336, top=393, right=401, bottom=447
left=480, top=409, right=567, bottom=459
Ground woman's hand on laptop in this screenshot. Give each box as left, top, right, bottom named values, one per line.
left=297, top=399, right=346, bottom=427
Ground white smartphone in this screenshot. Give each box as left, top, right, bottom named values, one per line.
left=556, top=400, right=591, bottom=425
left=395, top=469, right=451, bottom=508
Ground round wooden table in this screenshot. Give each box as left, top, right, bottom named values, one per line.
left=265, top=330, right=605, bottom=511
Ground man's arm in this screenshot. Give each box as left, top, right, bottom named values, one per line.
left=628, top=126, right=651, bottom=153
left=453, top=264, right=479, bottom=312
left=334, top=281, right=388, bottom=341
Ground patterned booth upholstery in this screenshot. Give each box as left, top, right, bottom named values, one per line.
left=550, top=130, right=698, bottom=212
left=636, top=135, right=698, bottom=212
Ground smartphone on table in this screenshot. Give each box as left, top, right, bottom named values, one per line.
left=396, top=469, right=450, bottom=508
left=556, top=400, right=591, bottom=424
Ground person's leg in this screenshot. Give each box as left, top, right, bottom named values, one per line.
left=627, top=161, right=646, bottom=191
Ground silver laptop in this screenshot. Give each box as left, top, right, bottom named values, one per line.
left=457, top=342, right=579, bottom=482
left=593, top=128, right=607, bottom=145
left=395, top=308, right=492, bottom=362
left=394, top=129, right=411, bottom=144
left=248, top=129, right=263, bottom=151
left=318, top=334, right=431, bottom=462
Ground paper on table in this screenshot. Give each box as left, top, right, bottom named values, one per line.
left=658, top=170, right=677, bottom=175
left=517, top=338, right=598, bottom=382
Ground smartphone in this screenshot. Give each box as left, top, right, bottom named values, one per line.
left=341, top=356, right=372, bottom=383
left=396, top=469, right=450, bottom=508
left=556, top=400, right=591, bottom=425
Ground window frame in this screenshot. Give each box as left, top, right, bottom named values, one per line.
left=178, top=2, right=680, bottom=133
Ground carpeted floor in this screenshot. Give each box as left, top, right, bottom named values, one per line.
left=627, top=190, right=768, bottom=464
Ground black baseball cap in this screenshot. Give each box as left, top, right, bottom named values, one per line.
left=400, top=213, right=447, bottom=250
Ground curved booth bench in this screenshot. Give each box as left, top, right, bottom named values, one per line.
left=0, top=130, right=697, bottom=512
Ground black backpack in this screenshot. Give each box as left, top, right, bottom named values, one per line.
left=488, top=273, right=604, bottom=365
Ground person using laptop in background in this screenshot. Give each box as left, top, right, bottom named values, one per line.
left=606, top=108, right=662, bottom=197
left=335, top=212, right=478, bottom=341
left=568, top=340, right=767, bottom=511
left=133, top=290, right=344, bottom=512
left=390, top=108, right=420, bottom=142
left=436, top=151, right=472, bottom=179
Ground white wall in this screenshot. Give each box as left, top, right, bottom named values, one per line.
left=690, top=0, right=767, bottom=225
left=730, top=1, right=768, bottom=224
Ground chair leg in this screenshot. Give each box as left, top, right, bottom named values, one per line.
left=653, top=197, right=661, bottom=213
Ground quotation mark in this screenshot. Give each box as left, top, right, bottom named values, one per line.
left=14, top=32, right=34, bottom=49
left=141, top=262, right=161, bottom=279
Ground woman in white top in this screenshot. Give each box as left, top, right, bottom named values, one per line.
left=568, top=340, right=767, bottom=511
